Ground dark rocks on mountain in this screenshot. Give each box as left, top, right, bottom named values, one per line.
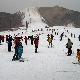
left=0, top=11, right=25, bottom=31
left=38, top=6, right=80, bottom=28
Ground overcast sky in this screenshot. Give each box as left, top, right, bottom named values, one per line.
left=0, top=0, right=80, bottom=13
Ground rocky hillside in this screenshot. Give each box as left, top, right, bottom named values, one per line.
left=38, top=6, right=80, bottom=28
left=0, top=11, right=24, bottom=31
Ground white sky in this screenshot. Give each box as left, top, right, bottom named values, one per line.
left=0, top=0, right=80, bottom=13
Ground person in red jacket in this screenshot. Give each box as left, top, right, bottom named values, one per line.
left=34, top=36, right=39, bottom=53
left=1, top=35, right=4, bottom=42
left=12, top=37, right=20, bottom=61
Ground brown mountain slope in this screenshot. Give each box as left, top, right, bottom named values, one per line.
left=38, top=6, right=80, bottom=28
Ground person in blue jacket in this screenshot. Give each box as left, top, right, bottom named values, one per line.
left=18, top=42, right=23, bottom=59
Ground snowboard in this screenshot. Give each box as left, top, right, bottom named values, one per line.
left=19, top=58, right=24, bottom=62
left=48, top=45, right=54, bottom=48
left=72, top=62, right=80, bottom=65
left=19, top=58, right=28, bottom=62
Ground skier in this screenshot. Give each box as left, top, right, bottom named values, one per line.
left=7, top=35, right=13, bottom=52
left=1, top=35, right=4, bottom=42
left=26, top=21, right=28, bottom=29
left=18, top=42, right=23, bottom=59
left=66, top=38, right=73, bottom=56
left=34, top=36, right=39, bottom=53
left=60, top=32, right=64, bottom=41
left=12, top=37, right=20, bottom=61
left=24, top=36, right=28, bottom=45
left=67, top=30, right=68, bottom=33
left=41, top=28, right=43, bottom=31
left=47, top=36, right=53, bottom=48
left=74, top=34, right=75, bottom=38
left=38, top=29, right=39, bottom=31
left=51, top=34, right=54, bottom=40
left=0, top=35, right=1, bottom=44
left=47, top=29, right=48, bottom=31
left=78, top=35, right=80, bottom=41
left=52, top=29, right=53, bottom=33
left=76, top=49, right=80, bottom=63
left=71, top=33, right=73, bottom=37
left=31, top=35, right=34, bottom=45
left=6, top=35, right=8, bottom=42
left=55, top=32, right=56, bottom=35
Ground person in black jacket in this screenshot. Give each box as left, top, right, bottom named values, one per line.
left=31, top=35, right=34, bottom=45
left=60, top=32, right=64, bottom=41
left=34, top=36, right=39, bottom=53
left=78, top=35, right=80, bottom=41
left=7, top=35, right=13, bottom=52
left=24, top=36, right=28, bottom=45
left=66, top=38, right=73, bottom=56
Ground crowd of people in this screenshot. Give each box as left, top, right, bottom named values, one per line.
left=0, top=33, right=39, bottom=61
left=46, top=28, right=80, bottom=63
left=0, top=28, right=80, bottom=63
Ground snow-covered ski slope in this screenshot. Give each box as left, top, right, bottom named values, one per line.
left=0, top=7, right=80, bottom=80
left=21, top=7, right=48, bottom=32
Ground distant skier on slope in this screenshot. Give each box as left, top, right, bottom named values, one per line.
left=76, top=49, right=80, bottom=63
left=71, top=33, right=73, bottom=37
left=7, top=35, right=13, bottom=52
left=51, top=34, right=54, bottom=40
left=31, top=35, right=34, bottom=45
left=47, top=35, right=53, bottom=48
left=24, top=36, right=28, bottom=45
left=1, top=35, right=4, bottom=42
left=26, top=21, right=28, bottom=29
left=0, top=35, right=4, bottom=44
left=34, top=35, right=39, bottom=53
left=0, top=35, right=1, bottom=44
left=66, top=38, right=73, bottom=56
left=28, top=35, right=34, bottom=45
left=6, top=35, right=8, bottom=42
left=78, top=35, right=80, bottom=41
left=60, top=32, right=64, bottom=41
